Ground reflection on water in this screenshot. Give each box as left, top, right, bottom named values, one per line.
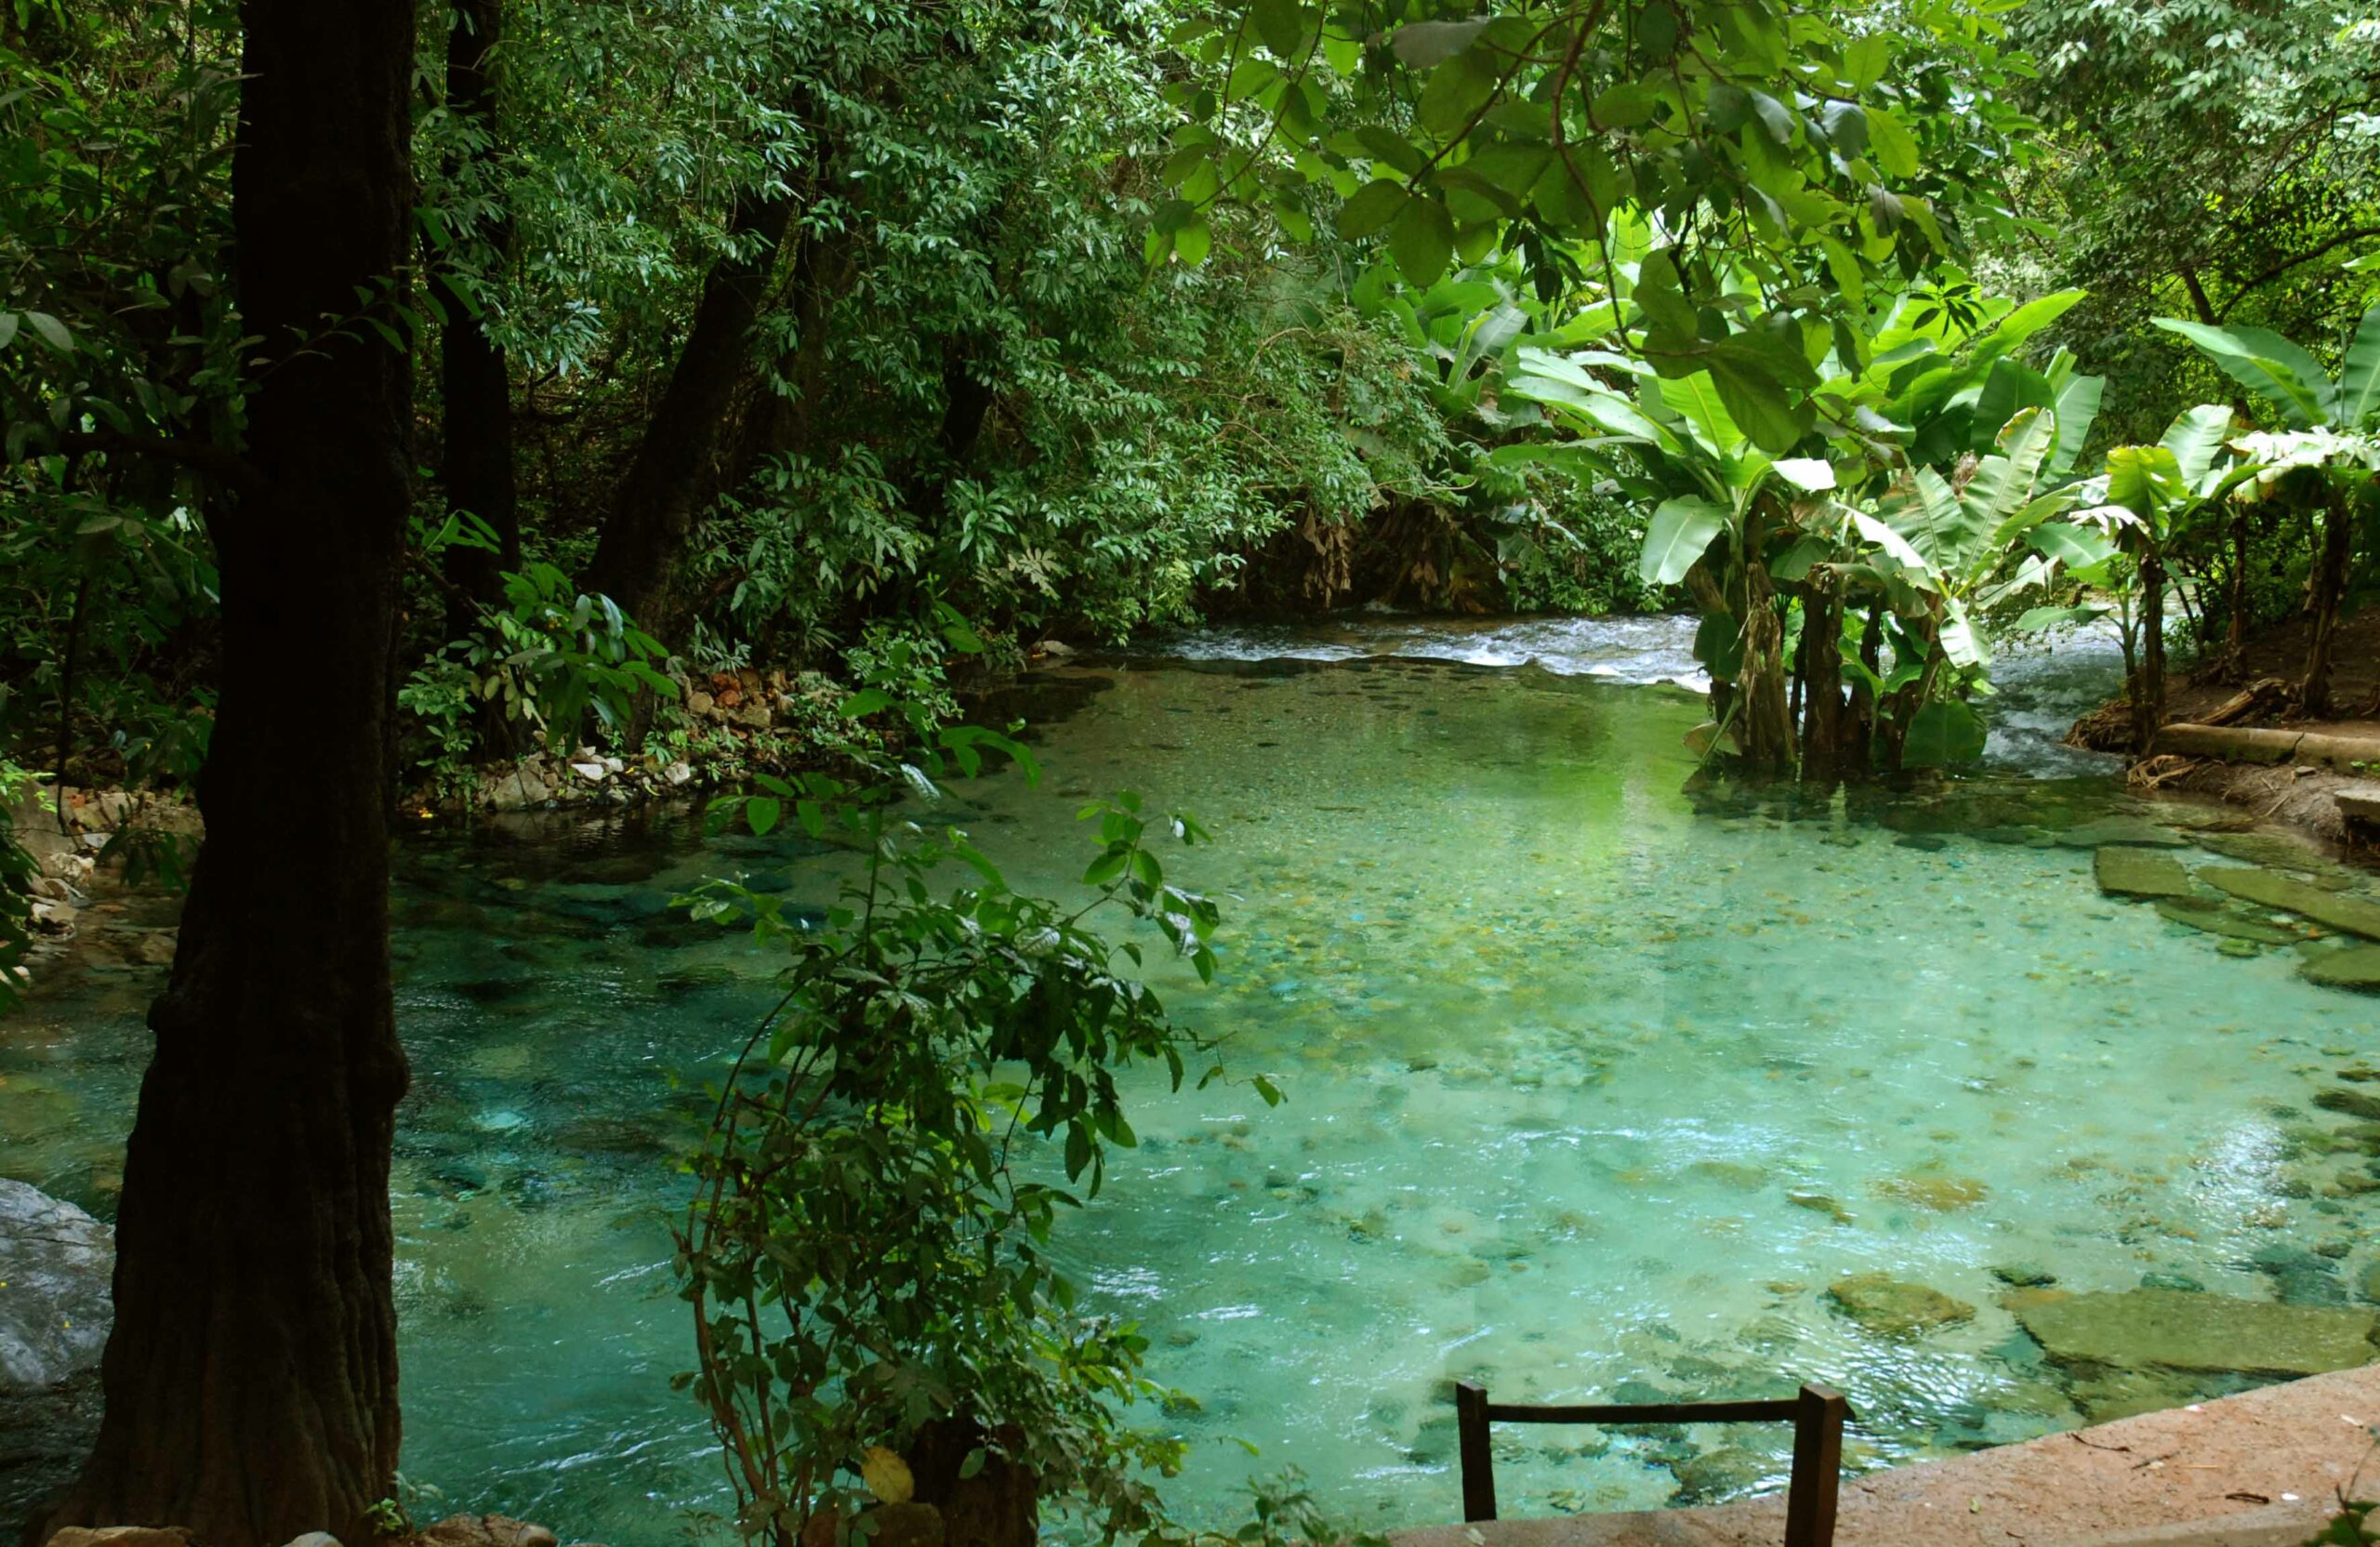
left=4, top=626, right=2374, bottom=1541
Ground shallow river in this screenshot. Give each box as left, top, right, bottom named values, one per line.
left=6, top=617, right=2378, bottom=1540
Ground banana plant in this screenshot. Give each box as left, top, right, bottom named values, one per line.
left=2049, top=406, right=2267, bottom=751
left=1817, top=404, right=2107, bottom=767
left=2150, top=305, right=2380, bottom=711
left=1502, top=356, right=1833, bottom=772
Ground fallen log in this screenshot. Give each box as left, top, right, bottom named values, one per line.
left=2153, top=722, right=2380, bottom=771
left=2199, top=676, right=2294, bottom=727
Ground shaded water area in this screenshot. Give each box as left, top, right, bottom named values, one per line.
left=7, top=617, right=2380, bottom=1540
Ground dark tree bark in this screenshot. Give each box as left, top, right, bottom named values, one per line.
left=1798, top=577, right=1853, bottom=783
left=2133, top=547, right=2168, bottom=754
left=585, top=190, right=793, bottom=640
left=2300, top=493, right=2353, bottom=717
left=1730, top=509, right=1792, bottom=776
left=435, top=0, right=520, bottom=644
left=1849, top=602, right=1884, bottom=764
left=43, top=0, right=415, bottom=1540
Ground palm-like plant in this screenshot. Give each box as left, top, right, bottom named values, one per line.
left=2152, top=306, right=2380, bottom=712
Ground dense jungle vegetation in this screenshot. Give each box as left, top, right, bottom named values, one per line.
left=0, top=0, right=2375, bottom=1540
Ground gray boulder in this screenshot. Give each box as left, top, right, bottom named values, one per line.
left=0, top=1180, right=112, bottom=1390
left=2, top=1182, right=113, bottom=1526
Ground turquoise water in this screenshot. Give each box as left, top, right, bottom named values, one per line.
left=6, top=622, right=2379, bottom=1541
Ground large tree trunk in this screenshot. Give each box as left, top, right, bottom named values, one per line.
left=45, top=1, right=415, bottom=1540
left=2300, top=495, right=2351, bottom=718
left=585, top=190, right=794, bottom=641
left=435, top=0, right=520, bottom=645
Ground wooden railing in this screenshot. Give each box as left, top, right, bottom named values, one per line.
left=1452, top=1380, right=1850, bottom=1547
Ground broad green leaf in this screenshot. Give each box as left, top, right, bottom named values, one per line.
left=1901, top=699, right=1987, bottom=766
left=2159, top=403, right=2234, bottom=488
left=1250, top=0, right=1309, bottom=59
left=1390, top=18, right=1488, bottom=67
left=1866, top=107, right=1919, bottom=178
left=2026, top=522, right=2115, bottom=570
left=1418, top=52, right=1501, bottom=140
left=23, top=311, right=71, bottom=353
left=1937, top=597, right=1988, bottom=668
left=1336, top=178, right=1406, bottom=240
left=2337, top=305, right=2380, bottom=430
left=1638, top=496, right=1731, bottom=586
left=1386, top=197, right=1454, bottom=287
left=1770, top=457, right=1835, bottom=492
left=1973, top=290, right=2084, bottom=364
left=1632, top=250, right=1697, bottom=337
left=1971, top=361, right=2054, bottom=454
left=1842, top=505, right=1929, bottom=575
left=1964, top=406, right=2054, bottom=522
left=2151, top=318, right=2328, bottom=429
left=2048, top=373, right=2104, bottom=475
left=1173, top=220, right=1211, bottom=266
left=1505, top=374, right=1669, bottom=443
left=2104, top=443, right=2185, bottom=522
left=1706, top=346, right=1814, bottom=455
left=1656, top=372, right=1741, bottom=456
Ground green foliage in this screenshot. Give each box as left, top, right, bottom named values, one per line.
left=1166, top=0, right=2036, bottom=442
left=673, top=631, right=1237, bottom=1543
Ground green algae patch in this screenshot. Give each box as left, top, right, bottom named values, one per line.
left=2155, top=896, right=2301, bottom=945
left=2303, top=945, right=2380, bottom=993
left=2095, top=846, right=2194, bottom=898
left=2202, top=867, right=2380, bottom=939
left=2016, top=1289, right=2380, bottom=1377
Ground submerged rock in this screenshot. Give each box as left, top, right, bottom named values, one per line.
left=2156, top=896, right=2301, bottom=945
left=2302, top=944, right=2380, bottom=993
left=410, top=1517, right=560, bottom=1547
left=1669, top=1445, right=1774, bottom=1503
left=2016, top=1289, right=2380, bottom=1377
left=2194, top=829, right=2343, bottom=874
left=2202, top=867, right=2380, bottom=940
left=1787, top=1191, right=1854, bottom=1225
left=2316, top=1088, right=2380, bottom=1122
left=2063, top=818, right=2187, bottom=850
left=1874, top=1173, right=1990, bottom=1211
left=1990, top=1263, right=2057, bottom=1288
left=2251, top=1245, right=2347, bottom=1306
left=2094, top=847, right=2194, bottom=899
left=1825, top=1274, right=1976, bottom=1336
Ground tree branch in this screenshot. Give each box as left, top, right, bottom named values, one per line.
left=47, top=430, right=271, bottom=501
left=2215, top=226, right=2380, bottom=322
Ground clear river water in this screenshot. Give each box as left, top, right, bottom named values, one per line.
left=6, top=616, right=2379, bottom=1542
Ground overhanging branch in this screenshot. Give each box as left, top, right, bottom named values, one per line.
left=46, top=430, right=271, bottom=501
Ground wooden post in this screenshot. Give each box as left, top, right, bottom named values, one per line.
left=1456, top=1380, right=1497, bottom=1523
left=1784, top=1383, right=1847, bottom=1547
